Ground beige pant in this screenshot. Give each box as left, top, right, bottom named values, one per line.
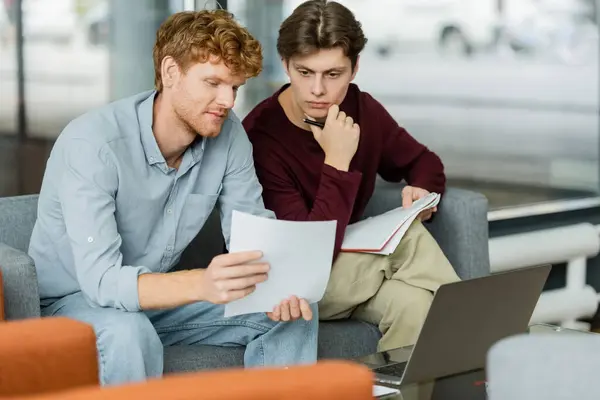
left=318, top=220, right=460, bottom=351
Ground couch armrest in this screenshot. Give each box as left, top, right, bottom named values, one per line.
left=0, top=243, right=41, bottom=319
left=0, top=317, right=98, bottom=397
left=24, top=361, right=373, bottom=400
left=365, top=179, right=490, bottom=279
left=428, top=187, right=490, bottom=279
left=0, top=270, right=5, bottom=321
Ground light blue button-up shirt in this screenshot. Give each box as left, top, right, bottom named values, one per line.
left=29, top=90, right=274, bottom=312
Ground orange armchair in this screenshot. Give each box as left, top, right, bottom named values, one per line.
left=0, top=310, right=374, bottom=399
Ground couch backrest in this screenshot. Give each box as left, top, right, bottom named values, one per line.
left=0, top=180, right=490, bottom=279
left=174, top=209, right=226, bottom=271
left=0, top=195, right=39, bottom=253
left=0, top=193, right=226, bottom=271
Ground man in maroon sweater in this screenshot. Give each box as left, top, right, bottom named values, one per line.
left=243, top=0, right=460, bottom=351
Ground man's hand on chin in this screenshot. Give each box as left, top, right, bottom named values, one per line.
left=267, top=296, right=313, bottom=322
left=402, top=185, right=437, bottom=222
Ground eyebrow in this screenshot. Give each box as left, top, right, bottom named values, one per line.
left=293, top=63, right=347, bottom=74
left=205, top=76, right=245, bottom=88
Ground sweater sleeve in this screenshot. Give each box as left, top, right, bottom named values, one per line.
left=368, top=94, right=446, bottom=194
left=253, top=148, right=362, bottom=259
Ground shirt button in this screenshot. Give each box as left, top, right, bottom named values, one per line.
left=149, top=156, right=155, bottom=162
left=87, top=237, right=94, bottom=243
left=166, top=246, right=173, bottom=251
left=167, top=209, right=173, bottom=214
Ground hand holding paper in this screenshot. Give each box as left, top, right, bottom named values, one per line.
left=224, top=211, right=337, bottom=318
left=342, top=192, right=440, bottom=255
left=198, top=250, right=270, bottom=304
left=402, top=185, right=437, bottom=221
left=267, top=295, right=313, bottom=322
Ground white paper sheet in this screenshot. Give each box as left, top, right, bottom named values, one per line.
left=373, top=385, right=400, bottom=397
left=370, top=213, right=418, bottom=255
left=224, top=211, right=337, bottom=318
left=342, top=193, right=440, bottom=254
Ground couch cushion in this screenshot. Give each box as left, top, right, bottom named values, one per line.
left=317, top=319, right=380, bottom=358
left=163, top=319, right=381, bottom=373
left=164, top=344, right=245, bottom=373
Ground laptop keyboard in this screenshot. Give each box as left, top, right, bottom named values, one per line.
left=374, top=362, right=407, bottom=377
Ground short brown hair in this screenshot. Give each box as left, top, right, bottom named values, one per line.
left=153, top=10, right=263, bottom=91
left=277, top=0, right=367, bottom=69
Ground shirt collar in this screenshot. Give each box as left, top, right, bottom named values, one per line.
left=138, top=90, right=207, bottom=168
left=138, top=90, right=164, bottom=166
left=189, top=136, right=205, bottom=164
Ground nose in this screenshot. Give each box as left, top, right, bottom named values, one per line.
left=216, top=86, right=236, bottom=109
left=311, top=75, right=325, bottom=97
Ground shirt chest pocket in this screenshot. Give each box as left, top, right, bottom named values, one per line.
left=177, top=193, right=220, bottom=250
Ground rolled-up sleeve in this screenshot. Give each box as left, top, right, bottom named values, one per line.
left=58, top=138, right=152, bottom=311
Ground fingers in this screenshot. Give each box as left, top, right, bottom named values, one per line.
left=344, top=115, right=354, bottom=128
left=418, top=209, right=434, bottom=221
left=403, top=186, right=434, bottom=211
left=273, top=304, right=281, bottom=320
left=268, top=304, right=281, bottom=321
left=223, top=286, right=256, bottom=303
left=281, top=297, right=313, bottom=321
left=299, top=298, right=313, bottom=321
left=322, top=105, right=358, bottom=132
left=325, top=104, right=339, bottom=125
left=215, top=263, right=270, bottom=279
left=304, top=114, right=323, bottom=139
left=335, top=109, right=358, bottom=133
left=280, top=299, right=291, bottom=322
left=269, top=298, right=313, bottom=322
left=336, top=111, right=358, bottom=133
left=220, top=273, right=268, bottom=291
left=289, top=296, right=301, bottom=320
left=422, top=206, right=438, bottom=220
left=213, top=251, right=263, bottom=267
left=402, top=187, right=414, bottom=208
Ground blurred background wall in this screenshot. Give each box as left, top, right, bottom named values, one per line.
left=1, top=0, right=600, bottom=326
left=1, top=0, right=598, bottom=218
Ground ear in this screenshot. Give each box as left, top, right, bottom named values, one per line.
left=281, top=58, right=291, bottom=80
left=350, top=56, right=360, bottom=81
left=161, top=56, right=181, bottom=89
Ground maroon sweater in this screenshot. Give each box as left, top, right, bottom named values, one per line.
left=243, top=84, right=445, bottom=258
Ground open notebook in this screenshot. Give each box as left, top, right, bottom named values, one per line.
left=341, top=192, right=440, bottom=255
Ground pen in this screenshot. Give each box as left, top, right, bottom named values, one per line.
left=302, top=118, right=325, bottom=129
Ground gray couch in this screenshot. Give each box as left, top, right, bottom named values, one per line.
left=0, top=179, right=490, bottom=374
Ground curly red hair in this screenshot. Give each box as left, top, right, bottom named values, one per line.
left=153, top=10, right=263, bottom=91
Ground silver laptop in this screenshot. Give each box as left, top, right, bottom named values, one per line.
left=357, top=264, right=552, bottom=386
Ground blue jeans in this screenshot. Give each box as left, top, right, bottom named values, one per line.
left=41, top=292, right=319, bottom=385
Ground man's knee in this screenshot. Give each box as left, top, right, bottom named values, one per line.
left=94, top=311, right=163, bottom=384
left=387, top=287, right=433, bottom=324
left=97, top=312, right=162, bottom=369
left=99, top=311, right=162, bottom=353
left=405, top=219, right=439, bottom=247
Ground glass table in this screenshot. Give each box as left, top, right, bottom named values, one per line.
left=364, top=324, right=595, bottom=399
